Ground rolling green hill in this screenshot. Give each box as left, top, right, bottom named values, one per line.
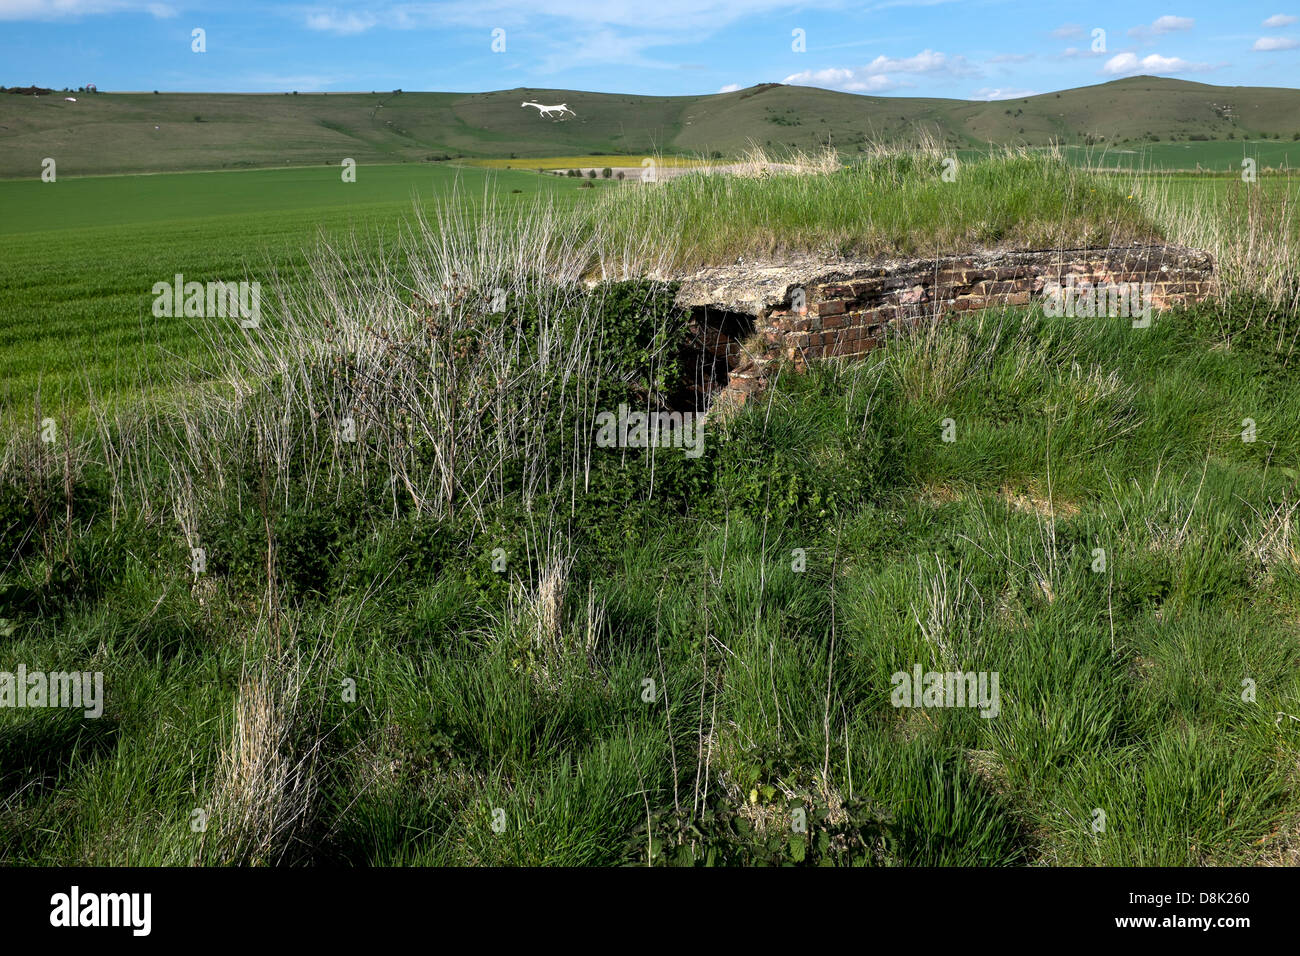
left=2, top=76, right=1299, bottom=178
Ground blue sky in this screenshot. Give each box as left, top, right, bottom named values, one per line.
left=1, top=1, right=1297, bottom=99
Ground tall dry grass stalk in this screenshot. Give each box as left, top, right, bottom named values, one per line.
left=85, top=191, right=689, bottom=537
left=0, top=405, right=91, bottom=584
left=496, top=524, right=604, bottom=685
left=910, top=557, right=985, bottom=670
left=1130, top=170, right=1300, bottom=306
left=1242, top=497, right=1300, bottom=573
left=727, top=143, right=842, bottom=178
left=200, top=646, right=323, bottom=865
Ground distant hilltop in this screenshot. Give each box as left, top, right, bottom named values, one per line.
left=1, top=76, right=1298, bottom=178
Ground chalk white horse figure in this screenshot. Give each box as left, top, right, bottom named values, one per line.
left=522, top=101, right=575, bottom=119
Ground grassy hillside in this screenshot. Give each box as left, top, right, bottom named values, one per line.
left=3, top=77, right=1300, bottom=178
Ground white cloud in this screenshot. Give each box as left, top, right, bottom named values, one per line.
left=534, top=27, right=676, bottom=72
left=782, top=66, right=907, bottom=93
left=1151, top=14, right=1194, bottom=32
left=0, top=0, right=174, bottom=18
left=305, top=11, right=378, bottom=35
left=1101, top=51, right=1210, bottom=75
left=862, top=49, right=978, bottom=75
left=718, top=83, right=742, bottom=93
left=1128, top=15, right=1195, bottom=41
left=1254, top=35, right=1299, bottom=49
left=1263, top=14, right=1298, bottom=27
left=972, top=87, right=1037, bottom=100
left=782, top=48, right=976, bottom=94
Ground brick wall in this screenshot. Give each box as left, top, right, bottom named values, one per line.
left=681, top=245, right=1215, bottom=410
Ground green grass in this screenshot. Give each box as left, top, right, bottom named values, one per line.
left=592, top=149, right=1158, bottom=267
left=5, top=292, right=1300, bottom=865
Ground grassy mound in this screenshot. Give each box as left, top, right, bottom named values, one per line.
left=4, top=265, right=1300, bottom=863
left=591, top=146, right=1160, bottom=268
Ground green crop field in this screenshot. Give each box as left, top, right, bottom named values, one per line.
left=0, top=162, right=608, bottom=419
left=1061, top=139, right=1300, bottom=171
left=0, top=161, right=577, bottom=235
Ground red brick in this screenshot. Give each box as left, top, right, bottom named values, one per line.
left=850, top=279, right=885, bottom=297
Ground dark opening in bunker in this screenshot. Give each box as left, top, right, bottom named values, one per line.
left=672, top=305, right=757, bottom=412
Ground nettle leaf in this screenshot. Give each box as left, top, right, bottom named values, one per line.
left=789, top=834, right=807, bottom=863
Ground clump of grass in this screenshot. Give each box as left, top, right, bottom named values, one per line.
left=726, top=142, right=842, bottom=178
left=99, top=204, right=687, bottom=535
left=494, top=530, right=604, bottom=685
left=1130, top=167, right=1300, bottom=304
left=591, top=142, right=1159, bottom=270
left=200, top=645, right=323, bottom=866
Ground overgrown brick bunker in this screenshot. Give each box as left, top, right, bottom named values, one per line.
left=674, top=244, right=1216, bottom=411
